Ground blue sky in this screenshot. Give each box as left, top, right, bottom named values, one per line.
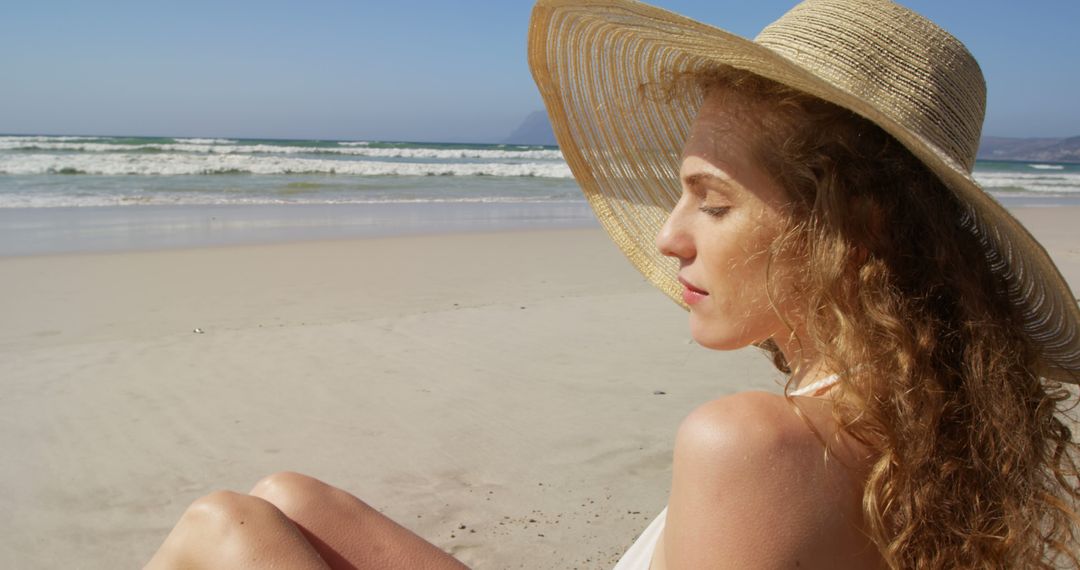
left=2, top=0, right=1078, bottom=142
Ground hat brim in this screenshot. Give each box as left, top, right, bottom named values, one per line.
left=528, top=0, right=1080, bottom=382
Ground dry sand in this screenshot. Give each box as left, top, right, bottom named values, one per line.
left=0, top=207, right=1077, bottom=569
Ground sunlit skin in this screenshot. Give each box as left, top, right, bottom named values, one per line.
left=656, top=90, right=815, bottom=377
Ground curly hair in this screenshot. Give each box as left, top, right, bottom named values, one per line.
left=671, top=67, right=1080, bottom=569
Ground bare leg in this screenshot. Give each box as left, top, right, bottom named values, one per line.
left=249, top=471, right=469, bottom=570
left=144, top=490, right=328, bottom=569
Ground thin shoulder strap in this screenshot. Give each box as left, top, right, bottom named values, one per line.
left=790, top=374, right=840, bottom=397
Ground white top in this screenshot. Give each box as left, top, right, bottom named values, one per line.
left=610, top=375, right=840, bottom=570
left=611, top=507, right=667, bottom=570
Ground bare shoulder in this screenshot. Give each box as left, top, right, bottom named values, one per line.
left=671, top=391, right=854, bottom=507
left=660, top=391, right=882, bottom=569
left=675, top=390, right=852, bottom=471
left=677, top=391, right=822, bottom=457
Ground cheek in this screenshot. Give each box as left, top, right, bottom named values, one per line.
left=709, top=224, right=777, bottom=301
left=691, top=218, right=788, bottom=348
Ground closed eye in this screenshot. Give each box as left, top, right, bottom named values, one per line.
left=698, top=205, right=731, bottom=218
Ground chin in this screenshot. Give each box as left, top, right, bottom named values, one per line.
left=689, top=320, right=750, bottom=351
left=691, top=334, right=751, bottom=351
left=688, top=312, right=775, bottom=352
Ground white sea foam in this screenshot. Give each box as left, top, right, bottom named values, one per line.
left=339, top=141, right=371, bottom=147
left=0, top=152, right=574, bottom=178
left=0, top=141, right=565, bottom=161
left=174, top=137, right=237, bottom=145
left=1028, top=163, right=1066, bottom=170
left=973, top=171, right=1080, bottom=194
left=0, top=142, right=159, bottom=153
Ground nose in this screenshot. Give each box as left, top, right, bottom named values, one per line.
left=655, top=197, right=694, bottom=261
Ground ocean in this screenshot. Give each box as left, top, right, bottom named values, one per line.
left=1, top=134, right=1078, bottom=255
left=0, top=135, right=578, bottom=207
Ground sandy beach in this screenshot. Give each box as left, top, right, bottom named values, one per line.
left=1, top=207, right=1077, bottom=569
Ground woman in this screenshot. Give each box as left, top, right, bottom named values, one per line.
left=147, top=0, right=1080, bottom=568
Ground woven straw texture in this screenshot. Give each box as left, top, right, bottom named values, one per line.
left=528, top=0, right=1080, bottom=382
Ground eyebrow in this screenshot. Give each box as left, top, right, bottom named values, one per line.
left=682, top=172, right=735, bottom=189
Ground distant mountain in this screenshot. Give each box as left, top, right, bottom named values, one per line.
left=978, top=136, right=1080, bottom=163
left=503, top=110, right=557, bottom=146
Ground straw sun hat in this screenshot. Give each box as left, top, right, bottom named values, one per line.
left=528, top=0, right=1080, bottom=382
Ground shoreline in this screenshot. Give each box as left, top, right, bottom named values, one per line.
left=0, top=201, right=597, bottom=257
left=3, top=199, right=1080, bottom=258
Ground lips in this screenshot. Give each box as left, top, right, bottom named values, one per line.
left=679, top=276, right=708, bottom=305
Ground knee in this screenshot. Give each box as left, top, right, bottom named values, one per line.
left=182, top=489, right=279, bottom=530
left=150, top=490, right=281, bottom=565
left=250, top=471, right=328, bottom=509
left=251, top=471, right=374, bottom=519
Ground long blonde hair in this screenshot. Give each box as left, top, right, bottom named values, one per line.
left=677, top=67, right=1080, bottom=569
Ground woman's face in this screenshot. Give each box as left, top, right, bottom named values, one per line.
left=655, top=91, right=796, bottom=352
